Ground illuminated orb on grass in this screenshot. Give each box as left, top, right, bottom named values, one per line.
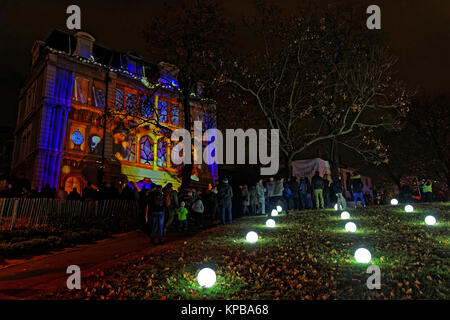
left=334, top=204, right=341, bottom=211
left=197, top=268, right=216, bottom=288
left=341, top=211, right=350, bottom=220
left=390, top=198, right=398, bottom=205
left=276, top=205, right=282, bottom=212
left=345, top=222, right=357, bottom=232
left=271, top=209, right=278, bottom=217
left=246, top=231, right=258, bottom=243
left=266, top=219, right=276, bottom=228
left=425, top=215, right=436, bottom=225
left=404, top=205, right=414, bottom=213
left=354, top=248, right=372, bottom=264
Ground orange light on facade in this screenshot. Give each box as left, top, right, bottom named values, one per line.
left=62, top=165, right=71, bottom=175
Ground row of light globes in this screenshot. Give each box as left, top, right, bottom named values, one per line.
left=335, top=207, right=372, bottom=263
left=390, top=199, right=437, bottom=225
left=197, top=198, right=440, bottom=287
left=197, top=205, right=283, bottom=287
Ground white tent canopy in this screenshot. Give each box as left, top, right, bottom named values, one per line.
left=291, top=158, right=331, bottom=182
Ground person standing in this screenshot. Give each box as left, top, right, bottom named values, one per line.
left=147, top=185, right=166, bottom=244
left=350, top=172, right=366, bottom=208
left=289, top=177, right=300, bottom=210
left=177, top=201, right=189, bottom=232
left=333, top=176, right=347, bottom=210
left=323, top=174, right=331, bottom=208
left=256, top=178, right=266, bottom=215
left=191, top=193, right=205, bottom=228
left=249, top=185, right=258, bottom=215
left=265, top=177, right=276, bottom=214
left=311, top=171, right=324, bottom=209
left=241, top=185, right=250, bottom=216
left=163, top=183, right=178, bottom=234
left=218, top=178, right=233, bottom=224
left=273, top=177, right=285, bottom=213
left=423, top=179, right=433, bottom=202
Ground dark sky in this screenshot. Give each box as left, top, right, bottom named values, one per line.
left=1, top=0, right=449, bottom=128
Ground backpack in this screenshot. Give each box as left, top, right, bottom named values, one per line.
left=283, top=186, right=293, bottom=197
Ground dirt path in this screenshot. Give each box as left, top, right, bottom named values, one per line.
left=0, top=228, right=208, bottom=300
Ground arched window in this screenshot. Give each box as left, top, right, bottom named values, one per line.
left=126, top=92, right=138, bottom=114
left=157, top=138, right=168, bottom=167
left=140, top=136, right=154, bottom=165
left=64, top=177, right=81, bottom=195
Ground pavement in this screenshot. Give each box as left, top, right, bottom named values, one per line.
left=0, top=228, right=206, bottom=300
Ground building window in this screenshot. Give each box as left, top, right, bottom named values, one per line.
left=141, top=95, right=154, bottom=119
left=170, top=104, right=179, bottom=125
left=115, top=88, right=124, bottom=111
left=73, top=77, right=89, bottom=104
left=123, top=135, right=136, bottom=162
left=158, top=100, right=168, bottom=123
left=92, top=86, right=105, bottom=108
left=126, top=92, right=138, bottom=114
left=157, top=138, right=168, bottom=167
left=140, top=136, right=154, bottom=165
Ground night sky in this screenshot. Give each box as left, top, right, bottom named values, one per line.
left=1, top=0, right=449, bottom=128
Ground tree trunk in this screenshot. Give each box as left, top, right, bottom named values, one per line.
left=329, top=138, right=340, bottom=178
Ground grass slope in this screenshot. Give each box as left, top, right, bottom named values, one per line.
left=53, top=203, right=449, bottom=300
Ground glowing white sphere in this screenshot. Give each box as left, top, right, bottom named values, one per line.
left=425, top=215, right=436, bottom=225
left=246, top=231, right=258, bottom=243
left=354, top=248, right=372, bottom=264
left=390, top=198, right=398, bottom=205
left=404, top=205, right=414, bottom=213
left=334, top=204, right=339, bottom=211
left=271, top=209, right=278, bottom=217
left=266, top=219, right=276, bottom=228
left=345, top=222, right=357, bottom=232
left=197, top=268, right=216, bottom=288
left=341, top=211, right=350, bottom=220
left=276, top=205, right=282, bottom=212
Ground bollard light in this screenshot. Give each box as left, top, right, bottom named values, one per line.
left=425, top=215, right=436, bottom=225
left=354, top=248, right=372, bottom=264
left=197, top=268, right=216, bottom=288
left=266, top=219, right=276, bottom=228
left=341, top=211, right=350, bottom=220
left=246, top=231, right=258, bottom=243
left=345, top=222, right=357, bottom=232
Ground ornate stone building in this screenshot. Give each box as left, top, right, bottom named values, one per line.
left=12, top=30, right=217, bottom=194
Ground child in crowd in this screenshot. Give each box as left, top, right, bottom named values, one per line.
left=177, top=201, right=189, bottom=232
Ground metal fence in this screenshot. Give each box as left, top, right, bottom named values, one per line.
left=0, top=198, right=140, bottom=231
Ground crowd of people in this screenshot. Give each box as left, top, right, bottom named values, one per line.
left=0, top=172, right=445, bottom=245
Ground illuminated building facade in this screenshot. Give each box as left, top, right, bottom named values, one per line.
left=12, top=30, right=218, bottom=194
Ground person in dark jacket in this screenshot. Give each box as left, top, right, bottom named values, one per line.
left=147, top=186, right=166, bottom=244
left=350, top=173, right=366, bottom=208
left=218, top=178, right=233, bottom=224
left=289, top=177, right=300, bottom=210
left=323, top=174, right=331, bottom=208
left=311, top=171, right=324, bottom=209
left=333, top=176, right=347, bottom=210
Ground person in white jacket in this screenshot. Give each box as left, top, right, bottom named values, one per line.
left=192, top=194, right=205, bottom=228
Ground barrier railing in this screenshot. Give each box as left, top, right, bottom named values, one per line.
left=0, top=198, right=139, bottom=231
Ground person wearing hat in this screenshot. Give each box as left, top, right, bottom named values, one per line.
left=218, top=178, right=233, bottom=224
left=177, top=201, right=189, bottom=232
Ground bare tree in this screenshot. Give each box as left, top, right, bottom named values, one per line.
left=217, top=4, right=409, bottom=176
